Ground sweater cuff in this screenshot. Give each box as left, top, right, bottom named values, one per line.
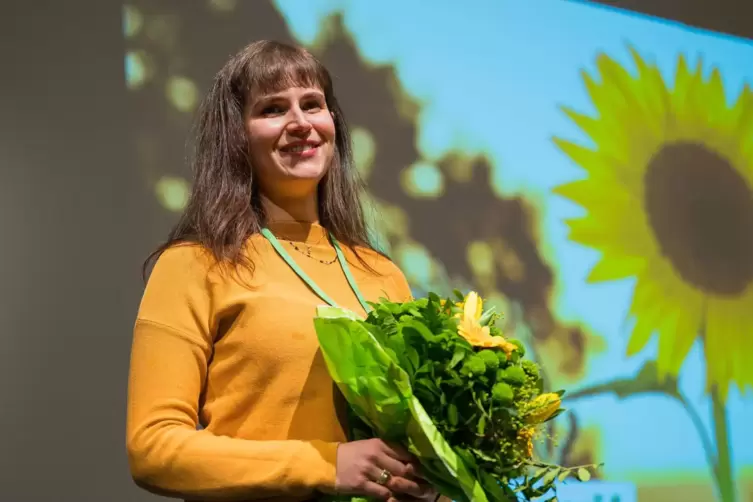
left=305, top=440, right=340, bottom=492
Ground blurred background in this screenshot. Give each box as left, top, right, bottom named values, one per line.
left=2, top=1, right=752, bottom=501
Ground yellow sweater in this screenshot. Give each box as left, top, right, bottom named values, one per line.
left=126, top=221, right=412, bottom=501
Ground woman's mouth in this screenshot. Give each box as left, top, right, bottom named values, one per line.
left=280, top=142, right=320, bottom=158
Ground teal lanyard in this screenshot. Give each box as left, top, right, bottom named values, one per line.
left=260, top=227, right=371, bottom=314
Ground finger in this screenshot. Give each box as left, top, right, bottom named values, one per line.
left=361, top=481, right=393, bottom=500
left=411, top=463, right=427, bottom=480
left=386, top=475, right=424, bottom=498
left=371, top=454, right=410, bottom=479
left=381, top=441, right=414, bottom=462
left=388, top=482, right=437, bottom=501
left=367, top=460, right=422, bottom=497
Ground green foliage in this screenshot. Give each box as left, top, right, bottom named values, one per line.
left=322, top=294, right=601, bottom=501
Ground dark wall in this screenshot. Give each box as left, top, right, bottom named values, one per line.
left=592, top=0, right=753, bottom=41
left=0, top=1, right=152, bottom=500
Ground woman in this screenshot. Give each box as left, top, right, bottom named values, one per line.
left=126, top=40, right=439, bottom=502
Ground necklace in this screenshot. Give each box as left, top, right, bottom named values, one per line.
left=283, top=239, right=338, bottom=265
left=260, top=228, right=371, bottom=313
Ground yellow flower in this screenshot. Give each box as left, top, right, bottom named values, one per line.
left=523, top=393, right=562, bottom=425
left=517, top=427, right=535, bottom=459
left=553, top=48, right=753, bottom=399
left=456, top=291, right=517, bottom=356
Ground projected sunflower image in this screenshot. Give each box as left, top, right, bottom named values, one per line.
left=554, top=47, right=753, bottom=502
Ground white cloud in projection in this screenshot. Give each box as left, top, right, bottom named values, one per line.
left=273, top=0, right=753, bottom=484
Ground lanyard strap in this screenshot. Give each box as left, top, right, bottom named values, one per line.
left=260, top=227, right=371, bottom=313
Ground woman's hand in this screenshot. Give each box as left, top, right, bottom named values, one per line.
left=335, top=439, right=427, bottom=500
left=386, top=484, right=439, bottom=502
left=387, top=471, right=439, bottom=502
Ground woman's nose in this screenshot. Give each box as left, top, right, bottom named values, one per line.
left=286, top=108, right=312, bottom=133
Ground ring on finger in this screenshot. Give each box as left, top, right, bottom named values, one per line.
left=375, top=469, right=392, bottom=486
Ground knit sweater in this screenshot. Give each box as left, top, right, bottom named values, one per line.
left=126, top=221, right=413, bottom=501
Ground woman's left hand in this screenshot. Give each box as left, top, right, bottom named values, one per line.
left=387, top=483, right=438, bottom=502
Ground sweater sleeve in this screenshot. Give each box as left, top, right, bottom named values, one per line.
left=126, top=245, right=339, bottom=500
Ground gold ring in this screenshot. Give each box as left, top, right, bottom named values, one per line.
left=375, top=469, right=392, bottom=486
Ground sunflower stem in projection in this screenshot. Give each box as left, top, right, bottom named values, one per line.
left=711, top=388, right=736, bottom=502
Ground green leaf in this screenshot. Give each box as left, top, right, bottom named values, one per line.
left=401, top=319, right=438, bottom=343
left=408, top=308, right=423, bottom=318
left=406, top=347, right=420, bottom=372
left=454, top=447, right=478, bottom=468
left=544, top=408, right=566, bottom=423
left=530, top=467, right=549, bottom=480
left=477, top=414, right=487, bottom=435
left=557, top=470, right=570, bottom=482
left=540, top=468, right=560, bottom=487
left=415, top=361, right=432, bottom=376
left=469, top=447, right=496, bottom=462
left=453, top=289, right=465, bottom=302
left=449, top=347, right=466, bottom=369
left=478, top=307, right=496, bottom=326
left=448, top=403, right=459, bottom=426
left=576, top=467, right=591, bottom=482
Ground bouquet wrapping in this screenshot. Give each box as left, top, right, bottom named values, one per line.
left=313, top=291, right=597, bottom=502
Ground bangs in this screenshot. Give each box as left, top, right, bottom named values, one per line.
left=246, top=46, right=329, bottom=97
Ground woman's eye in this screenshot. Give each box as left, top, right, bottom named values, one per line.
left=261, top=105, right=284, bottom=115
left=303, top=101, right=323, bottom=112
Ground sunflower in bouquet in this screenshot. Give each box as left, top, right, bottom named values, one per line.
left=314, top=291, right=599, bottom=502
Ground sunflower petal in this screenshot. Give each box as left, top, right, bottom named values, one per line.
left=629, top=46, right=670, bottom=121
left=706, top=69, right=728, bottom=122
left=625, top=277, right=668, bottom=356
left=565, top=213, right=652, bottom=258
left=627, top=314, right=657, bottom=356
left=554, top=178, right=634, bottom=209
left=559, top=107, right=630, bottom=160
left=552, top=139, right=600, bottom=176
left=587, top=255, right=644, bottom=282
left=732, top=83, right=753, bottom=136
left=656, top=289, right=702, bottom=377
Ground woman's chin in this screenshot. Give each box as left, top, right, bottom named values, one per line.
left=271, top=171, right=326, bottom=198
left=281, top=162, right=329, bottom=181
left=285, top=171, right=326, bottom=183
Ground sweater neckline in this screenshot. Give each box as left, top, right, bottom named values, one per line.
left=264, top=220, right=329, bottom=245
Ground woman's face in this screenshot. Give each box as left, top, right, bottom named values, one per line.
left=245, top=85, right=336, bottom=200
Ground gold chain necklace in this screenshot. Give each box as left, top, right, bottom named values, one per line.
left=283, top=239, right=338, bottom=265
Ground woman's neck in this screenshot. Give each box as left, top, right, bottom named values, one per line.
left=261, top=193, right=319, bottom=224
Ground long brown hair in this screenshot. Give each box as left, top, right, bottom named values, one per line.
left=144, top=40, right=377, bottom=278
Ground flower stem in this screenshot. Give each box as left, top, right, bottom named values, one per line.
left=711, top=387, right=736, bottom=502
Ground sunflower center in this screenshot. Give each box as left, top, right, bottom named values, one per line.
left=644, top=142, right=753, bottom=296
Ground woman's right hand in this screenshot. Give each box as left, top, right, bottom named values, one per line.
left=335, top=438, right=426, bottom=500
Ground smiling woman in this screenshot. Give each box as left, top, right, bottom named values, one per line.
left=126, top=40, right=441, bottom=502
left=246, top=85, right=336, bottom=201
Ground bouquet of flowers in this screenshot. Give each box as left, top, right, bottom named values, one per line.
left=313, top=291, right=599, bottom=502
